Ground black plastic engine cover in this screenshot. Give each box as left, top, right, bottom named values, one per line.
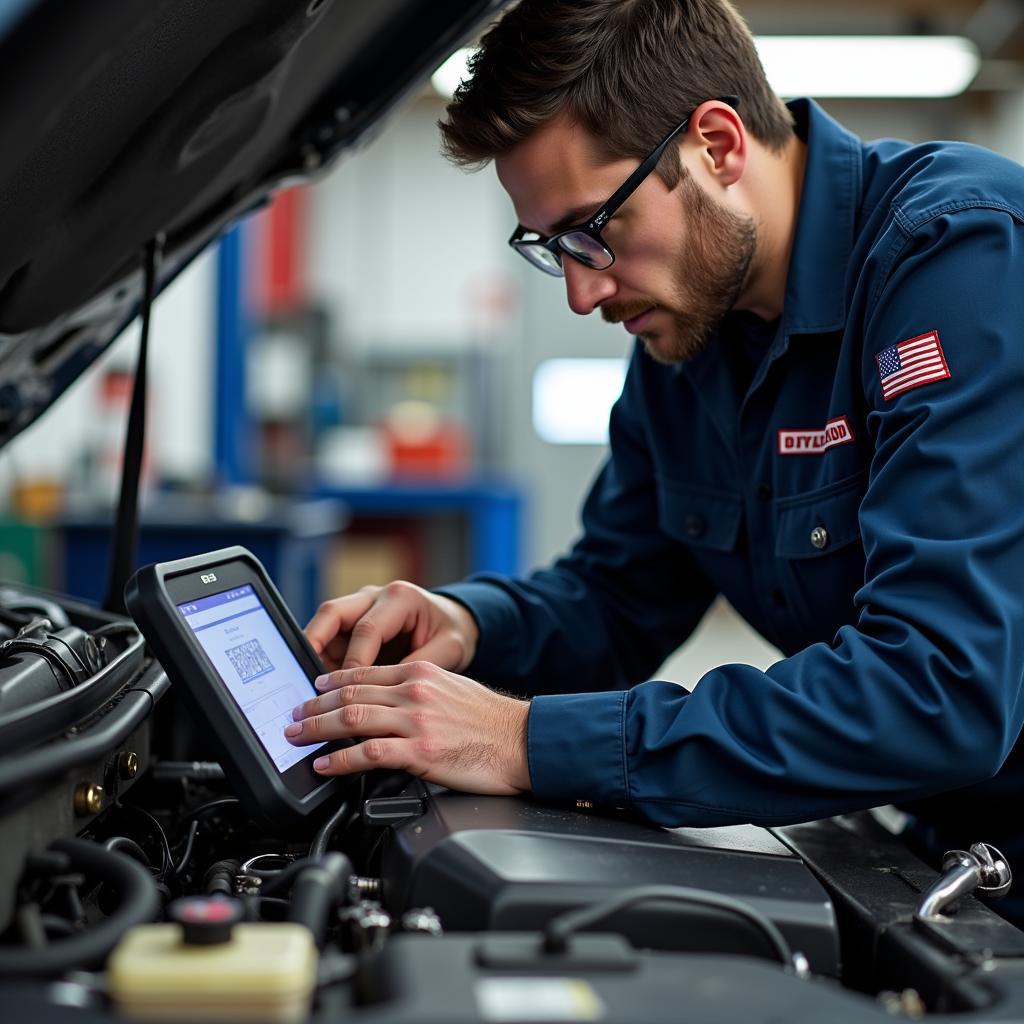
left=351, top=935, right=893, bottom=1024
left=381, top=788, right=840, bottom=976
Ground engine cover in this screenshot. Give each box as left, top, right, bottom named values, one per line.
left=381, top=788, right=840, bottom=976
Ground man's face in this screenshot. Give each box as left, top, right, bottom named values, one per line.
left=496, top=115, right=758, bottom=364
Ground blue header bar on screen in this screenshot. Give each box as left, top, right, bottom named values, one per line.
left=178, top=584, right=256, bottom=620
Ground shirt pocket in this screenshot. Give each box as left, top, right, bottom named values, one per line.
left=774, top=472, right=866, bottom=635
left=775, top=473, right=864, bottom=559
left=657, top=479, right=743, bottom=552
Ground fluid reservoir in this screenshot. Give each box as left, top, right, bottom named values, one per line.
left=107, top=897, right=317, bottom=1023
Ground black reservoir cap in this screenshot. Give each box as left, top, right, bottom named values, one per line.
left=169, top=896, right=246, bottom=946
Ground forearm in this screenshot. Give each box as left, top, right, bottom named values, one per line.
left=528, top=610, right=1022, bottom=828
left=439, top=557, right=713, bottom=696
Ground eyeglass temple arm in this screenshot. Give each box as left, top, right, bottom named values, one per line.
left=584, top=95, right=740, bottom=231
left=509, top=96, right=739, bottom=244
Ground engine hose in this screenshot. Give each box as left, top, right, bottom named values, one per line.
left=203, top=859, right=241, bottom=897
left=287, top=852, right=353, bottom=948
left=309, top=799, right=351, bottom=859
left=103, top=836, right=153, bottom=869
left=0, top=838, right=159, bottom=976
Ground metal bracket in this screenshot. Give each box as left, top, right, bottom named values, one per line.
left=915, top=842, right=1012, bottom=921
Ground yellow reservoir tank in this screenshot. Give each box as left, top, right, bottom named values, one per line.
left=107, top=922, right=317, bottom=1023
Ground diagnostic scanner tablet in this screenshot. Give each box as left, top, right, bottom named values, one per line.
left=125, top=547, right=346, bottom=822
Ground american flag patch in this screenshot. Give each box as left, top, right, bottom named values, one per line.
left=876, top=330, right=951, bottom=401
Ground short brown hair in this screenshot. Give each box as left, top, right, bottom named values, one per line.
left=440, top=0, right=794, bottom=187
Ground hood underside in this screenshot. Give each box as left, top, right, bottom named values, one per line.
left=0, top=0, right=502, bottom=446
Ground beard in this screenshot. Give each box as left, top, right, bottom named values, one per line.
left=601, top=170, right=757, bottom=364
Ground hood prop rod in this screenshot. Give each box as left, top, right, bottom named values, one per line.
left=102, top=234, right=163, bottom=614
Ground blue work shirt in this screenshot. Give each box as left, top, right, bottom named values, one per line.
left=439, top=100, right=1024, bottom=855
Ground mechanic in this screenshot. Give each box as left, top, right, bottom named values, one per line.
left=286, top=0, right=1024, bottom=911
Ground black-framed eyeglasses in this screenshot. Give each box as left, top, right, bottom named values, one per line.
left=508, top=96, right=740, bottom=277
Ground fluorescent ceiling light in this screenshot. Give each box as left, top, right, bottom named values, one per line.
left=532, top=358, right=627, bottom=445
left=755, top=36, right=980, bottom=98
left=432, top=37, right=980, bottom=101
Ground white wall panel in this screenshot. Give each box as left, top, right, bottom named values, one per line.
left=308, top=97, right=510, bottom=352
left=0, top=249, right=215, bottom=499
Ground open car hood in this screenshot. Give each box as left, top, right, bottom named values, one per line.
left=0, top=0, right=502, bottom=447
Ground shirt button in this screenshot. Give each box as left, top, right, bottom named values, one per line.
left=771, top=589, right=787, bottom=609
left=685, top=514, right=706, bottom=538
left=810, top=526, right=830, bottom=550
left=756, top=482, right=772, bottom=501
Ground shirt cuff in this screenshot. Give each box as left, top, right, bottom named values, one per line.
left=527, top=691, right=629, bottom=808
left=433, top=578, right=522, bottom=678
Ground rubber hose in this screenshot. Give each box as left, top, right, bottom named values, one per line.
left=309, top=800, right=351, bottom=859
left=287, top=852, right=353, bottom=948
left=0, top=838, right=159, bottom=976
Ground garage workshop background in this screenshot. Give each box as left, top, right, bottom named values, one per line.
left=1, top=0, right=1021, bottom=686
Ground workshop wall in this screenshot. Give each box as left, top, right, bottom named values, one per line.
left=0, top=249, right=215, bottom=506
left=308, top=96, right=513, bottom=351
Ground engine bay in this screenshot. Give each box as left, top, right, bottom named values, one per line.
left=5, top=0, right=1024, bottom=1017
left=2, top=582, right=1024, bottom=1024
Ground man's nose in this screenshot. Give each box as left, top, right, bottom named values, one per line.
left=563, top=258, right=617, bottom=315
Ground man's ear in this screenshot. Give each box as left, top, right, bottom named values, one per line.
left=689, top=100, right=746, bottom=187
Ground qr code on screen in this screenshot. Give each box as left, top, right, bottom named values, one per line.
left=225, top=639, right=274, bottom=683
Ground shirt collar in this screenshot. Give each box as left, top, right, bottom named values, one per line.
left=781, top=98, right=863, bottom=335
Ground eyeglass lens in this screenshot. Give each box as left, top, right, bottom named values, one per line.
left=518, top=232, right=614, bottom=277
left=521, top=244, right=563, bottom=274
left=559, top=232, right=613, bottom=269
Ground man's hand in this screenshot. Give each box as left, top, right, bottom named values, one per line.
left=305, top=582, right=479, bottom=673
left=283, top=662, right=531, bottom=795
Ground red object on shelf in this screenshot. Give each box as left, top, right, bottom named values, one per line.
left=381, top=421, right=471, bottom=479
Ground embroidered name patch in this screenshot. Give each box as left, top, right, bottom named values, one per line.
left=777, top=416, right=855, bottom=456
left=876, top=330, right=951, bottom=401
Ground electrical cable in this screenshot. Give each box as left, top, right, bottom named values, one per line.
left=179, top=797, right=241, bottom=826
left=101, top=837, right=153, bottom=871
left=163, top=798, right=241, bottom=877
left=309, top=799, right=351, bottom=859
left=92, top=622, right=141, bottom=641
left=111, top=803, right=173, bottom=880
left=541, top=884, right=794, bottom=966
left=172, top=820, right=200, bottom=878
left=333, top=773, right=366, bottom=836
left=0, top=839, right=159, bottom=976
